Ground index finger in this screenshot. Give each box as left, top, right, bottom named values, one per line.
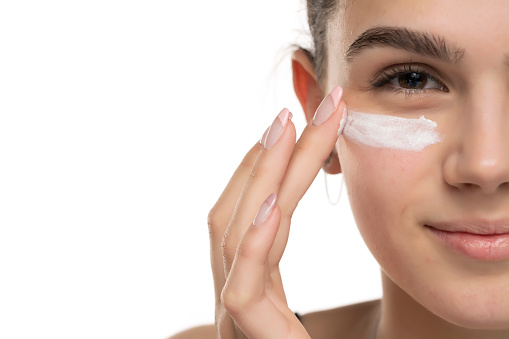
left=278, top=87, right=346, bottom=216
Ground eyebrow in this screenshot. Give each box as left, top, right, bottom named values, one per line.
left=345, top=26, right=465, bottom=64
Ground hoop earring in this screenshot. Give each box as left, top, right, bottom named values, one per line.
left=324, top=170, right=344, bottom=205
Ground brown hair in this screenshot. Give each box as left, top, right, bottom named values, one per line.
left=306, top=0, right=341, bottom=85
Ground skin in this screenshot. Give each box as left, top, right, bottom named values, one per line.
left=331, top=1, right=509, bottom=338
left=172, top=1, right=509, bottom=338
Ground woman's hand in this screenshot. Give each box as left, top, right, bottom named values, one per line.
left=208, top=87, right=345, bottom=339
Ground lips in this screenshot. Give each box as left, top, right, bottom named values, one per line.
left=425, top=220, right=509, bottom=261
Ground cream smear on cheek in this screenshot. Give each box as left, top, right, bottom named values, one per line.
left=338, top=110, right=443, bottom=151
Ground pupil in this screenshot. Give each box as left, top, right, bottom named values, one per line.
left=400, top=72, right=425, bottom=89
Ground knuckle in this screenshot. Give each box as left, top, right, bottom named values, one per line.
left=207, top=206, right=221, bottom=233
left=248, top=160, right=272, bottom=182
left=236, top=239, right=255, bottom=260
left=208, top=204, right=230, bottom=238
left=221, top=286, right=253, bottom=316
left=293, top=136, right=313, bottom=155
left=239, top=152, right=258, bottom=172
left=280, top=213, right=293, bottom=226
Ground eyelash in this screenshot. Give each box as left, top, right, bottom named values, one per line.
left=369, top=64, right=446, bottom=96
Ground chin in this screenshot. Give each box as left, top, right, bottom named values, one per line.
left=379, top=238, right=509, bottom=332
left=435, top=306, right=509, bottom=330
left=412, top=275, right=509, bottom=330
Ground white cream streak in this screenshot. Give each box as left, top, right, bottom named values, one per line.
left=338, top=110, right=443, bottom=151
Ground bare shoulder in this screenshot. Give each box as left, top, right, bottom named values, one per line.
left=299, top=299, right=381, bottom=339
left=168, top=300, right=380, bottom=339
left=168, top=324, right=216, bottom=339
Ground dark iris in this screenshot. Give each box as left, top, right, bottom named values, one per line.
left=398, top=72, right=427, bottom=89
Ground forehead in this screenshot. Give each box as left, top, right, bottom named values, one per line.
left=335, top=0, right=509, bottom=55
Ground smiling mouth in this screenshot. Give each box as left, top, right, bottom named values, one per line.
left=425, top=225, right=509, bottom=261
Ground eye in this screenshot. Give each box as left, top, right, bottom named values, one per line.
left=389, top=71, right=442, bottom=90
left=370, top=64, right=447, bottom=94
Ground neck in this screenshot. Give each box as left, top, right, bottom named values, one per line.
left=377, top=272, right=509, bottom=339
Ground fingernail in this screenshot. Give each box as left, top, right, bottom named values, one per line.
left=253, top=193, right=277, bottom=227
left=260, top=108, right=292, bottom=150
left=338, top=106, right=348, bottom=136
left=312, top=85, right=343, bottom=126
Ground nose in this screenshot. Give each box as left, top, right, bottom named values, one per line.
left=442, top=97, right=509, bottom=194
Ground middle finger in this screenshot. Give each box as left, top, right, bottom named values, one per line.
left=222, top=108, right=296, bottom=273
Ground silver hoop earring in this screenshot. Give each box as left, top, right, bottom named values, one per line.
left=324, top=171, right=344, bottom=205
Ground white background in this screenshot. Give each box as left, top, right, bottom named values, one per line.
left=0, top=1, right=381, bottom=338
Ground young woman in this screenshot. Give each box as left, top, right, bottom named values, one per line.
left=172, top=0, right=509, bottom=338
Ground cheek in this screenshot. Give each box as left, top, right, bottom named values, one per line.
left=338, top=137, right=434, bottom=264
left=339, top=137, right=509, bottom=328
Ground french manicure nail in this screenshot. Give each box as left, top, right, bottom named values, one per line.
left=312, top=85, right=343, bottom=126
left=260, top=108, right=292, bottom=150
left=253, top=193, right=277, bottom=227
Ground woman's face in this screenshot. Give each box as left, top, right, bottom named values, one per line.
left=332, top=0, right=509, bottom=328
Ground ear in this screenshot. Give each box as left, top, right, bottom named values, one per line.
left=291, top=49, right=341, bottom=174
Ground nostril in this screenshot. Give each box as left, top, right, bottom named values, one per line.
left=457, top=180, right=509, bottom=194
left=442, top=135, right=509, bottom=194
left=458, top=182, right=478, bottom=191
